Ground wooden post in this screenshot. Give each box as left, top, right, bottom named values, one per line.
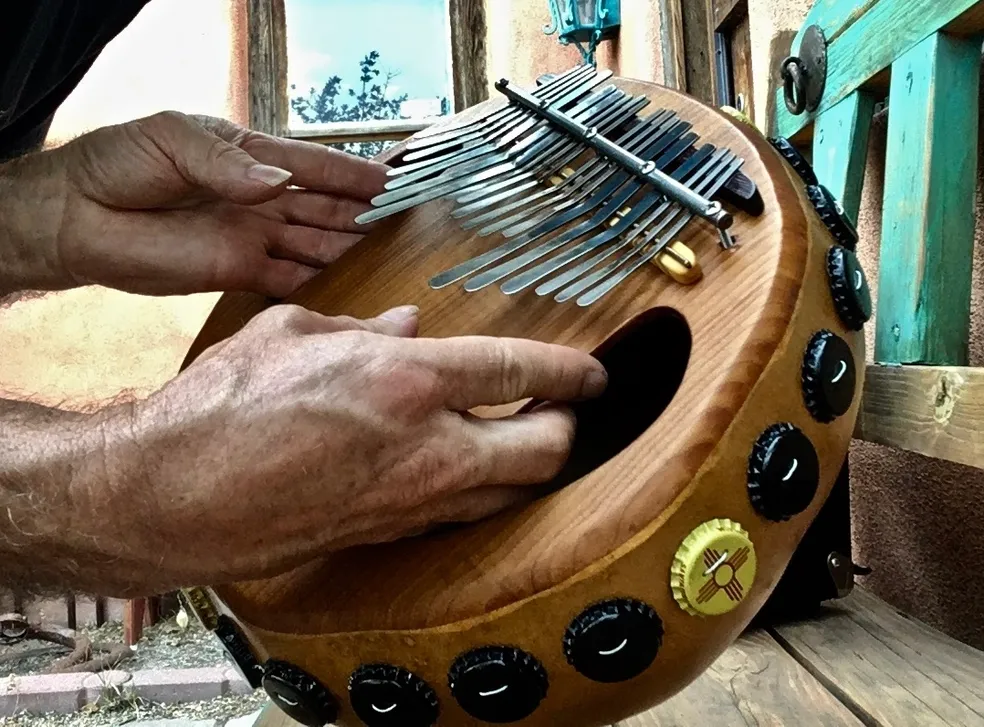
left=247, top=0, right=289, bottom=136
left=65, top=596, right=77, bottom=631
left=811, top=90, right=876, bottom=224
left=124, top=598, right=146, bottom=646
left=874, top=31, right=980, bottom=365
left=449, top=0, right=488, bottom=112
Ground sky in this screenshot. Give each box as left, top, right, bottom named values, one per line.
left=285, top=0, right=454, bottom=124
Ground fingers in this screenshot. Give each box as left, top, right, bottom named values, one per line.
left=251, top=303, right=420, bottom=339
left=272, top=225, right=364, bottom=268
left=140, top=111, right=294, bottom=206
left=401, top=336, right=608, bottom=410
left=463, top=404, right=578, bottom=485
left=239, top=134, right=391, bottom=201
left=271, top=189, right=376, bottom=234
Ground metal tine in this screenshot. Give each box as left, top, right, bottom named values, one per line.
left=400, top=66, right=601, bottom=162
left=395, top=69, right=606, bottom=173
left=385, top=84, right=625, bottom=191
left=456, top=110, right=676, bottom=233
left=467, top=137, right=699, bottom=293
left=500, top=145, right=720, bottom=295
left=574, top=156, right=745, bottom=307
left=403, top=65, right=591, bottom=151
left=445, top=94, right=649, bottom=220
left=427, top=120, right=692, bottom=289
left=488, top=114, right=685, bottom=238
left=533, top=147, right=727, bottom=298
left=386, top=69, right=615, bottom=182
left=497, top=118, right=692, bottom=239
left=371, top=85, right=625, bottom=209
left=448, top=94, right=650, bottom=217
left=453, top=109, right=669, bottom=220
left=450, top=124, right=696, bottom=292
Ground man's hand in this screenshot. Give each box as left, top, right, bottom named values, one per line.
left=0, top=111, right=389, bottom=298
left=23, top=305, right=607, bottom=596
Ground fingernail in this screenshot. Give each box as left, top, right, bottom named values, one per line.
left=380, top=305, right=419, bottom=322
left=583, top=369, right=608, bottom=397
left=248, top=164, right=293, bottom=187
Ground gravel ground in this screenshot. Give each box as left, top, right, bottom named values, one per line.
left=2, top=613, right=227, bottom=677
left=0, top=610, right=269, bottom=726
left=0, top=691, right=268, bottom=726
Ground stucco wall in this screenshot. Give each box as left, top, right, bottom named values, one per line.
left=749, top=0, right=984, bottom=649
left=0, top=0, right=247, bottom=409
left=485, top=0, right=663, bottom=91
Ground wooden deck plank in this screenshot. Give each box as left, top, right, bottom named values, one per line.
left=874, top=31, right=980, bottom=366
left=855, top=364, right=984, bottom=469
left=615, top=630, right=863, bottom=726
left=771, top=588, right=984, bottom=727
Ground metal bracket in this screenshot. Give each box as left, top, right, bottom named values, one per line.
left=827, top=551, right=873, bottom=598
left=781, top=25, right=828, bottom=115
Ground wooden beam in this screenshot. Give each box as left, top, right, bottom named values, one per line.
left=730, top=13, right=754, bottom=119
left=659, top=0, right=687, bottom=91
left=286, top=120, right=432, bottom=145
left=681, top=0, right=715, bottom=103
left=247, top=0, right=289, bottom=136
left=449, top=0, right=488, bottom=112
left=811, top=90, right=876, bottom=223
left=773, top=0, right=983, bottom=141
left=874, top=32, right=979, bottom=366
left=855, top=364, right=984, bottom=470
left=710, top=0, right=745, bottom=31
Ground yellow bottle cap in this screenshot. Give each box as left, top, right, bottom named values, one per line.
left=670, top=519, right=757, bottom=617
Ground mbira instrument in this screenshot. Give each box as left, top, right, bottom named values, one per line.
left=181, top=65, right=872, bottom=726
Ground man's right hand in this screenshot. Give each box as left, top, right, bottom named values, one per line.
left=86, top=304, right=607, bottom=595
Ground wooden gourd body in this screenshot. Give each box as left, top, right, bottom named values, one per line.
left=182, top=78, right=865, bottom=726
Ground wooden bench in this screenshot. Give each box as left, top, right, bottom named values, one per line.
left=254, top=587, right=984, bottom=727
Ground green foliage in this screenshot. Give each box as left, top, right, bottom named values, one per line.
left=291, top=50, right=447, bottom=159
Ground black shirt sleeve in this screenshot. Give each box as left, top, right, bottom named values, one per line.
left=0, top=0, right=152, bottom=161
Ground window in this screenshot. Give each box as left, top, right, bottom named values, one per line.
left=246, top=0, right=487, bottom=157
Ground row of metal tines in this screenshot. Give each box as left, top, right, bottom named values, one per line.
left=354, top=64, right=745, bottom=306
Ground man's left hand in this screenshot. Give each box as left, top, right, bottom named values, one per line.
left=5, top=111, right=391, bottom=298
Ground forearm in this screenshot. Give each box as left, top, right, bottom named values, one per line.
left=0, top=397, right=145, bottom=597
left=0, top=151, right=71, bottom=298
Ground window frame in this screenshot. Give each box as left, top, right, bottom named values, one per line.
left=245, top=0, right=487, bottom=144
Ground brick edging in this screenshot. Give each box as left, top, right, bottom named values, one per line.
left=0, top=666, right=254, bottom=716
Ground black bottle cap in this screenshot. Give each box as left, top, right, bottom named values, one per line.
left=768, top=136, right=819, bottom=186
left=563, top=598, right=663, bottom=683
left=213, top=615, right=264, bottom=689
left=348, top=664, right=439, bottom=727
left=802, top=330, right=857, bottom=422
left=262, top=659, right=339, bottom=727
left=808, top=184, right=858, bottom=251
left=826, top=246, right=872, bottom=331
left=748, top=423, right=821, bottom=521
left=448, top=646, right=548, bottom=723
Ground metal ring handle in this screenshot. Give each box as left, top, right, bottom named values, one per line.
left=781, top=56, right=808, bottom=116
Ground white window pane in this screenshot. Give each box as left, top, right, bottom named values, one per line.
left=286, top=0, right=453, bottom=127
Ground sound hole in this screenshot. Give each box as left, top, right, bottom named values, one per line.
left=537, top=307, right=692, bottom=495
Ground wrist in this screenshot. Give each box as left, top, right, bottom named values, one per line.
left=0, top=150, right=73, bottom=297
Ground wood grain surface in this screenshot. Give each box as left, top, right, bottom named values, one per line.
left=186, top=76, right=864, bottom=726
left=855, top=364, right=984, bottom=470
left=616, top=630, right=863, bottom=727
left=772, top=588, right=984, bottom=726
left=190, top=77, right=829, bottom=633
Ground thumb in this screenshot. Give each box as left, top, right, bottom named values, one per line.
left=147, top=111, right=293, bottom=204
